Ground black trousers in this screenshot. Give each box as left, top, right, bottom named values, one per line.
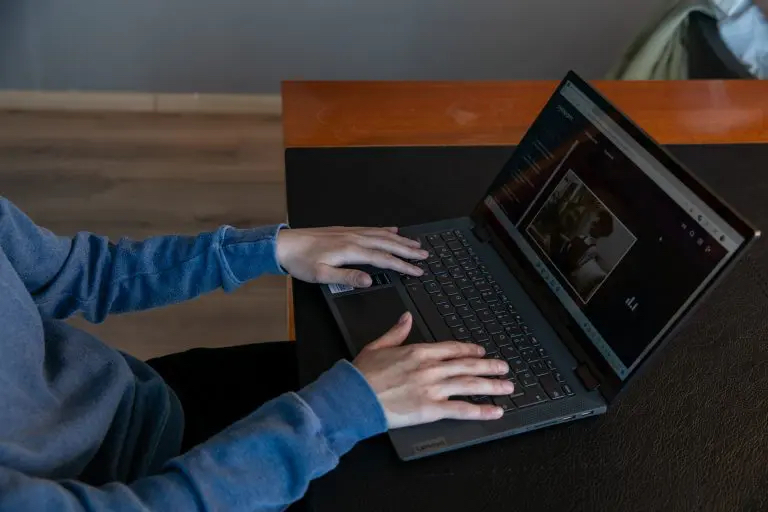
left=147, top=341, right=299, bottom=454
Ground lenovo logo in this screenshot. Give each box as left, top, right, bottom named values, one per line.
left=412, top=437, right=447, bottom=453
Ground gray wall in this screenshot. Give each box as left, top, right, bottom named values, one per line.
left=0, top=0, right=664, bottom=94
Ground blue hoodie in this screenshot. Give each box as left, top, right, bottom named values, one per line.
left=0, top=197, right=387, bottom=511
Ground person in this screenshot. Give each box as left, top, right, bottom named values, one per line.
left=0, top=196, right=515, bottom=511
left=555, top=208, right=615, bottom=297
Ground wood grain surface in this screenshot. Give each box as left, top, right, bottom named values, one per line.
left=0, top=110, right=288, bottom=360
left=282, top=80, right=768, bottom=148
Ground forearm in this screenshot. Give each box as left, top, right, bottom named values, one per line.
left=33, top=224, right=286, bottom=322
left=0, top=361, right=387, bottom=512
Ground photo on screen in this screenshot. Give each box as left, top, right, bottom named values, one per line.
left=526, top=170, right=636, bottom=303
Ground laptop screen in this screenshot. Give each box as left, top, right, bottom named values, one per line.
left=478, top=75, right=749, bottom=381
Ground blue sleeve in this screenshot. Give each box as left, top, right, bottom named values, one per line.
left=0, top=197, right=286, bottom=322
left=0, top=361, right=388, bottom=512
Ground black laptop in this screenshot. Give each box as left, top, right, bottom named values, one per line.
left=321, top=71, right=760, bottom=460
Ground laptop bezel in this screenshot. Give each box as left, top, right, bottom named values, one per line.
left=471, top=71, right=760, bottom=402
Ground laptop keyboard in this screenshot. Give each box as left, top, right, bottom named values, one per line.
left=402, top=229, right=574, bottom=413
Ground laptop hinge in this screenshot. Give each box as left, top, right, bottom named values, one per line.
left=575, top=364, right=601, bottom=391
left=471, top=223, right=492, bottom=243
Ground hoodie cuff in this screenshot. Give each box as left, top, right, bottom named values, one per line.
left=298, top=360, right=388, bottom=456
left=219, top=224, right=288, bottom=285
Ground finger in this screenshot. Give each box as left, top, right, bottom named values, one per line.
left=366, top=312, right=413, bottom=350
left=420, top=357, right=509, bottom=382
left=359, top=230, right=421, bottom=248
left=353, top=235, right=428, bottom=261
left=410, top=341, right=485, bottom=361
left=431, top=376, right=515, bottom=399
left=433, top=401, right=504, bottom=421
left=342, top=247, right=423, bottom=276
left=316, top=264, right=372, bottom=287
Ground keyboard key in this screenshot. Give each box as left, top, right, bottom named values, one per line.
left=419, top=272, right=435, bottom=283
left=520, top=348, right=538, bottom=363
left=539, top=374, right=564, bottom=400
left=437, top=247, right=452, bottom=259
left=528, top=335, right=541, bottom=346
left=505, top=324, right=523, bottom=337
left=509, top=358, right=527, bottom=373
left=509, top=382, right=524, bottom=398
left=463, top=287, right=480, bottom=300
left=455, top=305, right=473, bottom=317
left=493, top=333, right=512, bottom=347
left=444, top=314, right=462, bottom=327
left=481, top=291, right=499, bottom=303
left=472, top=330, right=490, bottom=343
left=496, top=314, right=515, bottom=326
left=442, top=284, right=459, bottom=295
left=476, top=282, right=492, bottom=292
left=429, top=262, right=446, bottom=274
left=515, top=338, right=533, bottom=350
left=424, top=282, right=440, bottom=294
left=492, top=395, right=515, bottom=413
left=461, top=239, right=470, bottom=247
left=553, top=372, right=565, bottom=383
left=485, top=322, right=502, bottom=334
left=427, top=234, right=445, bottom=248
left=478, top=310, right=495, bottom=323
left=465, top=269, right=481, bottom=279
left=493, top=285, right=503, bottom=293
left=464, top=317, right=481, bottom=330
left=436, top=274, right=453, bottom=285
left=479, top=264, right=489, bottom=273
left=518, top=371, right=538, bottom=387
left=453, top=249, right=470, bottom=260
left=545, top=359, right=557, bottom=371
left=456, top=278, right=473, bottom=289
left=562, top=384, right=574, bottom=396
left=441, top=231, right=456, bottom=241
left=442, top=256, right=458, bottom=268
left=490, top=304, right=506, bottom=314
left=480, top=342, right=495, bottom=354
left=449, top=268, right=466, bottom=279
left=447, top=240, right=463, bottom=251
left=430, top=293, right=449, bottom=304
left=529, top=360, right=549, bottom=376
left=450, top=295, right=467, bottom=307
left=437, top=303, right=454, bottom=315
left=501, top=346, right=519, bottom=359
left=470, top=395, right=492, bottom=404
left=426, top=252, right=441, bottom=265
left=513, top=385, right=548, bottom=408
left=461, top=261, right=478, bottom=270
left=469, top=299, right=486, bottom=310
left=451, top=326, right=471, bottom=340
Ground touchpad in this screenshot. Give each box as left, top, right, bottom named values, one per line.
left=334, top=287, right=425, bottom=353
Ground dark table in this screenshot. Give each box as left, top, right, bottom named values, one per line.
left=281, top=80, right=768, bottom=512
left=286, top=144, right=768, bottom=512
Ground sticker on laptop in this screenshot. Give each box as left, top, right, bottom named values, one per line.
left=328, top=283, right=355, bottom=294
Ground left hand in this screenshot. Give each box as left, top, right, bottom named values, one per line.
left=276, top=226, right=428, bottom=287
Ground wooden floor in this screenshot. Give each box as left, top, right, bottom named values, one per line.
left=0, top=109, right=288, bottom=360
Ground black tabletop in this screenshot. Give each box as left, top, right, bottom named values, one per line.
left=286, top=144, right=768, bottom=512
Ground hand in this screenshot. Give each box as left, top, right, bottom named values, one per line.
left=353, top=312, right=514, bottom=429
left=276, top=226, right=428, bottom=287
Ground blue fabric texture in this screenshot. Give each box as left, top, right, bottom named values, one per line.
left=0, top=197, right=387, bottom=511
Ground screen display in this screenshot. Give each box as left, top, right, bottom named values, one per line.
left=481, top=79, right=745, bottom=380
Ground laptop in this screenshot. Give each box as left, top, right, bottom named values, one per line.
left=321, top=71, right=760, bottom=460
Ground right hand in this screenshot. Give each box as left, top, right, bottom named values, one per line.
left=353, top=312, right=514, bottom=429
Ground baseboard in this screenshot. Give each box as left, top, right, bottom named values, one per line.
left=0, top=90, right=282, bottom=116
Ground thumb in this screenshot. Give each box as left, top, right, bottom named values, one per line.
left=318, top=264, right=372, bottom=288
left=367, top=312, right=412, bottom=350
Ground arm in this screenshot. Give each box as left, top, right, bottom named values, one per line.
left=0, top=197, right=284, bottom=322
left=0, top=362, right=386, bottom=512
